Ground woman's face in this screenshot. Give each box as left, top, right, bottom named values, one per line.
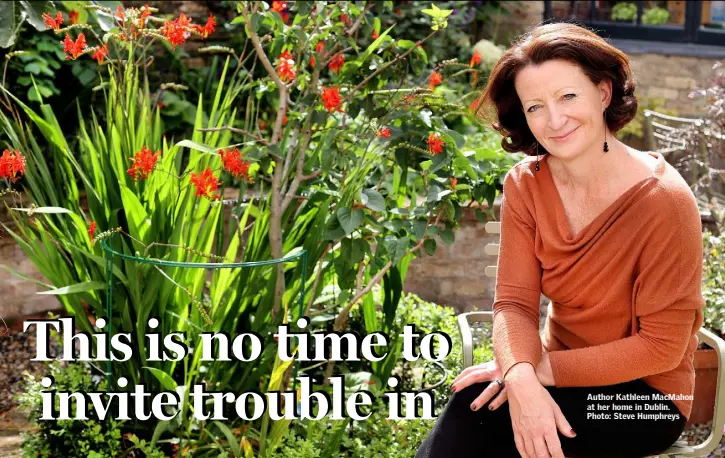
left=514, top=59, right=611, bottom=160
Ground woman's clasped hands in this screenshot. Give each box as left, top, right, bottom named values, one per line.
left=449, top=355, right=577, bottom=458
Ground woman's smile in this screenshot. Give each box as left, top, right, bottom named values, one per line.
left=550, top=125, right=580, bottom=142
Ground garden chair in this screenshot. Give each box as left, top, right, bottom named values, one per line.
left=643, top=109, right=706, bottom=185
left=457, top=221, right=725, bottom=457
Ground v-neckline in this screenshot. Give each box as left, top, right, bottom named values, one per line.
left=541, top=151, right=665, bottom=242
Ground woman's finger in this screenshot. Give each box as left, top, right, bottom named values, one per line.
left=452, top=369, right=491, bottom=392
left=523, top=433, right=537, bottom=458
left=451, top=361, right=496, bottom=386
left=545, top=428, right=565, bottom=458
left=469, top=381, right=501, bottom=411
left=489, top=386, right=508, bottom=410
left=513, top=430, right=530, bottom=458
left=532, top=435, right=550, bottom=458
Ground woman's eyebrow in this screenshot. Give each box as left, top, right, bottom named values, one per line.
left=523, top=87, right=579, bottom=104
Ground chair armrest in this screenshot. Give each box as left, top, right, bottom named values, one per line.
left=457, top=311, right=493, bottom=369
left=685, top=327, right=725, bottom=456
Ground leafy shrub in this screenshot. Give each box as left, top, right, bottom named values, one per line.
left=611, top=2, right=637, bottom=22
left=702, top=232, right=725, bottom=341
left=642, top=7, right=671, bottom=25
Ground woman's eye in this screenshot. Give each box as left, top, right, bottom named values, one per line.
left=527, top=105, right=540, bottom=113
left=563, top=93, right=576, bottom=100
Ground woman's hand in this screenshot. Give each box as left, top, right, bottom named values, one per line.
left=450, top=359, right=509, bottom=411
left=449, top=351, right=555, bottom=411
left=505, top=363, right=576, bottom=458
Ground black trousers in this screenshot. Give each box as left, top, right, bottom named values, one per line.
left=415, top=378, right=687, bottom=458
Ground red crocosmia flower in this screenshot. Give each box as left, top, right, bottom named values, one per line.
left=190, top=168, right=221, bottom=200
left=321, top=86, right=343, bottom=113
left=277, top=50, right=296, bottom=82
left=450, top=177, right=457, bottom=190
left=92, top=44, right=109, bottom=64
left=376, top=127, right=391, bottom=138
left=328, top=53, right=344, bottom=73
left=68, top=10, right=79, bottom=25
left=427, top=132, right=445, bottom=155
left=42, top=11, right=64, bottom=32
left=309, top=55, right=316, bottom=68
left=62, top=33, right=87, bottom=60
left=161, top=14, right=193, bottom=48
left=372, top=29, right=379, bottom=40
left=470, top=50, right=481, bottom=67
left=271, top=1, right=289, bottom=24
left=139, top=4, right=152, bottom=29
left=0, top=149, right=26, bottom=183
left=88, top=222, right=97, bottom=241
left=219, top=147, right=252, bottom=181
left=202, top=14, right=216, bottom=37
left=115, top=5, right=126, bottom=25
left=282, top=114, right=288, bottom=126
left=126, top=146, right=161, bottom=181
left=340, top=13, right=352, bottom=25
left=429, top=71, right=443, bottom=91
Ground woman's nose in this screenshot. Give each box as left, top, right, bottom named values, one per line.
left=547, top=105, right=568, bottom=132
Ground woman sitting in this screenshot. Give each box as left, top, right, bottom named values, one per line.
left=416, top=22, right=703, bottom=458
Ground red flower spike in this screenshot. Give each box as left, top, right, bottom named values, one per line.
left=450, top=177, right=457, bottom=190
left=126, top=146, right=161, bottom=181
left=470, top=50, right=482, bottom=67
left=42, top=11, right=64, bottom=32
left=0, top=149, right=26, bottom=183
left=161, top=14, right=193, bottom=48
left=88, top=222, right=97, bottom=241
left=219, top=147, right=252, bottom=182
left=115, top=5, right=126, bottom=26
left=372, top=29, right=379, bottom=40
left=429, top=71, right=443, bottom=91
left=271, top=1, right=290, bottom=24
left=68, top=10, right=79, bottom=25
left=376, top=127, right=391, bottom=138
left=202, top=14, right=216, bottom=37
left=328, top=53, right=344, bottom=73
left=139, top=4, right=152, bottom=29
left=316, top=42, right=325, bottom=54
left=321, top=86, right=343, bottom=113
left=310, top=55, right=316, bottom=68
left=427, top=132, right=445, bottom=155
left=282, top=114, right=288, bottom=126
left=190, top=169, right=221, bottom=200
left=340, top=13, right=352, bottom=25
left=277, top=50, right=296, bottom=82
left=92, top=44, right=109, bottom=64
left=62, top=33, right=87, bottom=60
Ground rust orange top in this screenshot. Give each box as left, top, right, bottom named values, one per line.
left=492, top=151, right=705, bottom=420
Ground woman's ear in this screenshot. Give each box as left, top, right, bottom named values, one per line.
left=599, top=79, right=613, bottom=109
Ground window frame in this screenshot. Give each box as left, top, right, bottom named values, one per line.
left=542, top=1, right=725, bottom=46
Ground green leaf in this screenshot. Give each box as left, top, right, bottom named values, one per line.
left=143, top=367, right=178, bottom=391
left=175, top=139, right=218, bottom=155
left=19, top=1, right=50, bottom=31
left=440, top=228, right=455, bottom=245
left=423, top=238, right=437, bottom=255
left=361, top=188, right=385, bottom=212
left=38, top=281, right=106, bottom=295
left=0, top=3, right=20, bottom=48
left=213, top=421, right=242, bottom=457
left=11, top=206, right=73, bottom=214
left=337, top=207, right=364, bottom=234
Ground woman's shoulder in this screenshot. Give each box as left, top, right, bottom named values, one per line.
left=503, top=155, right=539, bottom=192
